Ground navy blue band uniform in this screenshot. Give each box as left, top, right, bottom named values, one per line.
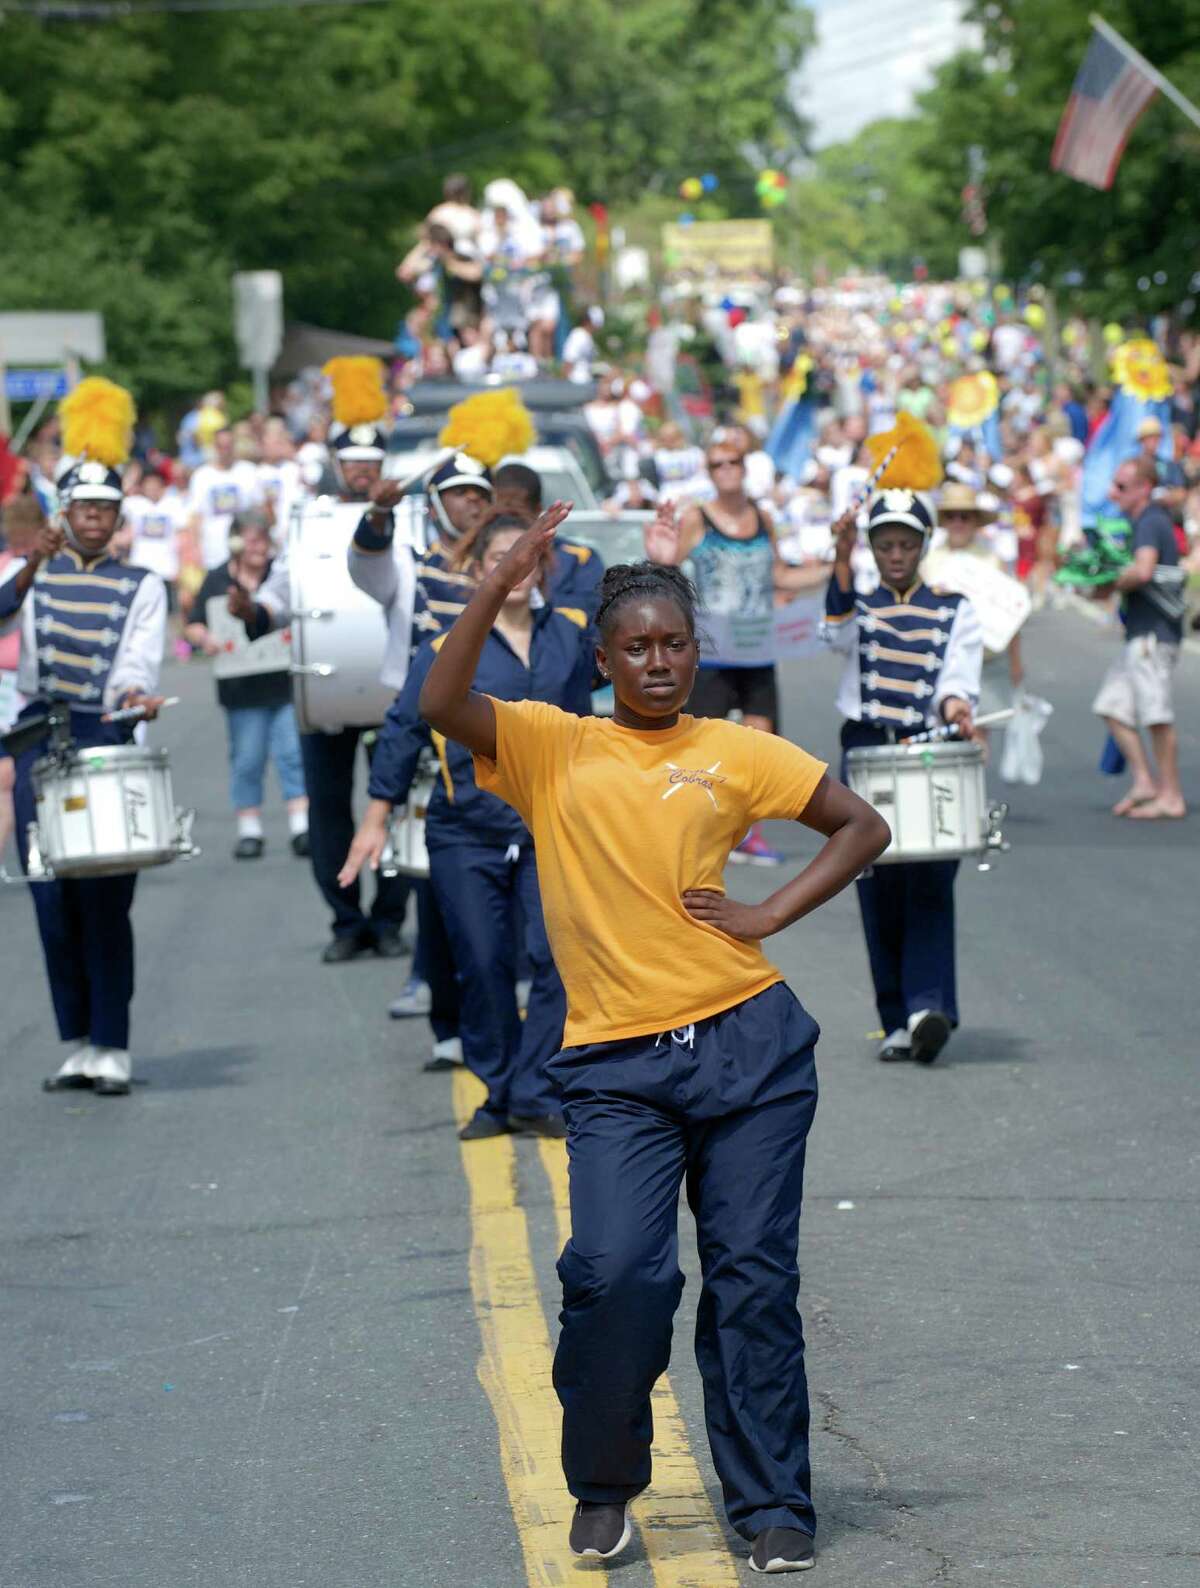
left=369, top=604, right=593, bottom=1128
left=822, top=530, right=982, bottom=1055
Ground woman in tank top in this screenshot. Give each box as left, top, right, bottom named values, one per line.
left=644, top=431, right=814, bottom=863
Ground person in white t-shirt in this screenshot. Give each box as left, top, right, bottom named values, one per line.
left=124, top=468, right=187, bottom=586
left=585, top=373, right=644, bottom=458
left=256, top=417, right=305, bottom=537
left=188, top=426, right=264, bottom=568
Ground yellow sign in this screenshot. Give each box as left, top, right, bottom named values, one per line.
left=661, top=220, right=774, bottom=275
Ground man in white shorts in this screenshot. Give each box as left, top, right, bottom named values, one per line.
left=1092, top=457, right=1187, bottom=820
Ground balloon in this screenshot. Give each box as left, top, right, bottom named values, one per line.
left=969, top=329, right=988, bottom=351
left=1103, top=321, right=1124, bottom=345
left=1024, top=303, right=1046, bottom=330
left=969, top=279, right=987, bottom=298
left=678, top=212, right=695, bottom=225
left=889, top=297, right=904, bottom=313
left=680, top=177, right=703, bottom=201
left=772, top=170, right=788, bottom=189
left=762, top=189, right=786, bottom=208
left=941, top=337, right=958, bottom=357
left=1062, top=324, right=1079, bottom=346
left=701, top=173, right=719, bottom=192
left=893, top=320, right=909, bottom=338
left=993, top=283, right=1011, bottom=301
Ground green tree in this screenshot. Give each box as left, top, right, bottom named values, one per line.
left=0, top=0, right=815, bottom=420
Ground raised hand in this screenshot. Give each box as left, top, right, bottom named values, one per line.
left=644, top=499, right=682, bottom=565
left=831, top=508, right=858, bottom=565
left=227, top=582, right=256, bottom=622
left=368, top=477, right=406, bottom=513
left=488, top=501, right=572, bottom=594
left=36, top=520, right=66, bottom=562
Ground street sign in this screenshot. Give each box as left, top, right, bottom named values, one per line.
left=0, top=312, right=106, bottom=363
left=4, top=369, right=68, bottom=402
left=233, top=271, right=284, bottom=370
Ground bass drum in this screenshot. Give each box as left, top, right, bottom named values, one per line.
left=289, top=497, right=394, bottom=734
left=846, top=740, right=988, bottom=864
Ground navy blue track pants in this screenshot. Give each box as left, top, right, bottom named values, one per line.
left=11, top=710, right=137, bottom=1050
left=429, top=837, right=564, bottom=1119
left=549, top=981, right=819, bottom=1541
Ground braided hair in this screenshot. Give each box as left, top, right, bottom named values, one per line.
left=595, top=561, right=698, bottom=640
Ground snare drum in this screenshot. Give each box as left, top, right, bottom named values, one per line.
left=29, top=745, right=198, bottom=880
left=846, top=740, right=987, bottom=863
left=380, top=760, right=439, bottom=879
left=289, top=498, right=394, bottom=734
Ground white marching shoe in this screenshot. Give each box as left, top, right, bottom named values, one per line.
left=877, top=1028, right=911, bottom=1062
left=90, top=1046, right=133, bottom=1097
left=907, top=1009, right=951, bottom=1065
left=43, top=1040, right=95, bottom=1092
left=423, top=1037, right=464, bottom=1073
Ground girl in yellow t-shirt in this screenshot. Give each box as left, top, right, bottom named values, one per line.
left=419, top=504, right=889, bottom=1575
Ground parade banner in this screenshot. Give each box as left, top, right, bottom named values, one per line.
left=661, top=220, right=774, bottom=275
left=926, top=553, right=1031, bottom=653
left=206, top=597, right=291, bottom=680
left=698, top=589, right=824, bottom=667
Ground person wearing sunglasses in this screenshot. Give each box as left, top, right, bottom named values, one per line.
left=643, top=431, right=814, bottom=865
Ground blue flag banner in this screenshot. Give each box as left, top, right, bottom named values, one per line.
left=1081, top=388, right=1171, bottom=527
left=766, top=397, right=817, bottom=480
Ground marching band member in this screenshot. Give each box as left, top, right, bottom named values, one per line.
left=347, top=391, right=533, bottom=1027
left=340, top=512, right=593, bottom=1139
left=823, top=444, right=983, bottom=1065
left=230, top=358, right=413, bottom=963
left=417, top=512, right=888, bottom=1572
left=0, top=379, right=166, bottom=1096
left=492, top=461, right=604, bottom=619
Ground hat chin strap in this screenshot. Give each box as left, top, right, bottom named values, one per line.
left=429, top=488, right=462, bottom=541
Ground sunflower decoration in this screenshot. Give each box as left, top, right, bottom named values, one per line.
left=1111, top=338, right=1172, bottom=402
left=438, top=388, right=536, bottom=468
left=946, top=371, right=999, bottom=431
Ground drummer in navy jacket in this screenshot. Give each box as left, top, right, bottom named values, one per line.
left=822, top=489, right=983, bottom=1065
left=0, top=457, right=166, bottom=1096
left=338, top=513, right=594, bottom=1141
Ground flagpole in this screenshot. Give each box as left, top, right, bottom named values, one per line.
left=1089, top=13, right=1200, bottom=134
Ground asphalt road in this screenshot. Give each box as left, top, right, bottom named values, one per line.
left=0, top=608, right=1196, bottom=1588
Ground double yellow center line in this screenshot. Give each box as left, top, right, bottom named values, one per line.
left=453, top=1071, right=741, bottom=1586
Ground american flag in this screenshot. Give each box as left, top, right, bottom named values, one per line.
left=1051, top=27, right=1158, bottom=190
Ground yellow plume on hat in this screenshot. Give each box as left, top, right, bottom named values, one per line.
left=439, top=388, right=536, bottom=469
left=59, top=377, right=136, bottom=469
left=323, top=357, right=387, bottom=426
left=866, top=410, right=942, bottom=491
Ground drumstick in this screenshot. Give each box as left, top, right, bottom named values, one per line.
left=900, top=708, right=1014, bottom=746
left=101, top=696, right=180, bottom=724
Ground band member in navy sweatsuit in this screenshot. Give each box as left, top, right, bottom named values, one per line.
left=340, top=513, right=594, bottom=1139
left=0, top=451, right=166, bottom=1095
left=823, top=488, right=983, bottom=1063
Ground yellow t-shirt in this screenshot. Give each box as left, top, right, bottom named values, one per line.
left=474, top=704, right=828, bottom=1046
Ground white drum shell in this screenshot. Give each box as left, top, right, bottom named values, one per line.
left=382, top=768, right=438, bottom=879
left=289, top=498, right=393, bottom=734
left=33, top=746, right=181, bottom=878
left=846, top=741, right=988, bottom=863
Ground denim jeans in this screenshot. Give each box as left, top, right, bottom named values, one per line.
left=226, top=703, right=306, bottom=810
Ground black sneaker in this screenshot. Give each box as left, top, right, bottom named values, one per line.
left=321, top=936, right=364, bottom=965
left=750, top=1527, right=815, bottom=1573
left=568, top=1502, right=631, bottom=1560
left=290, top=830, right=310, bottom=858
left=909, top=1009, right=952, bottom=1064
left=457, top=1108, right=511, bottom=1142
left=372, top=929, right=410, bottom=959
left=507, top=1114, right=567, bottom=1139
left=234, top=836, right=264, bottom=860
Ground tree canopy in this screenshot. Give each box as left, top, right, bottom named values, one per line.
left=0, top=0, right=813, bottom=412
left=780, top=0, right=1200, bottom=320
